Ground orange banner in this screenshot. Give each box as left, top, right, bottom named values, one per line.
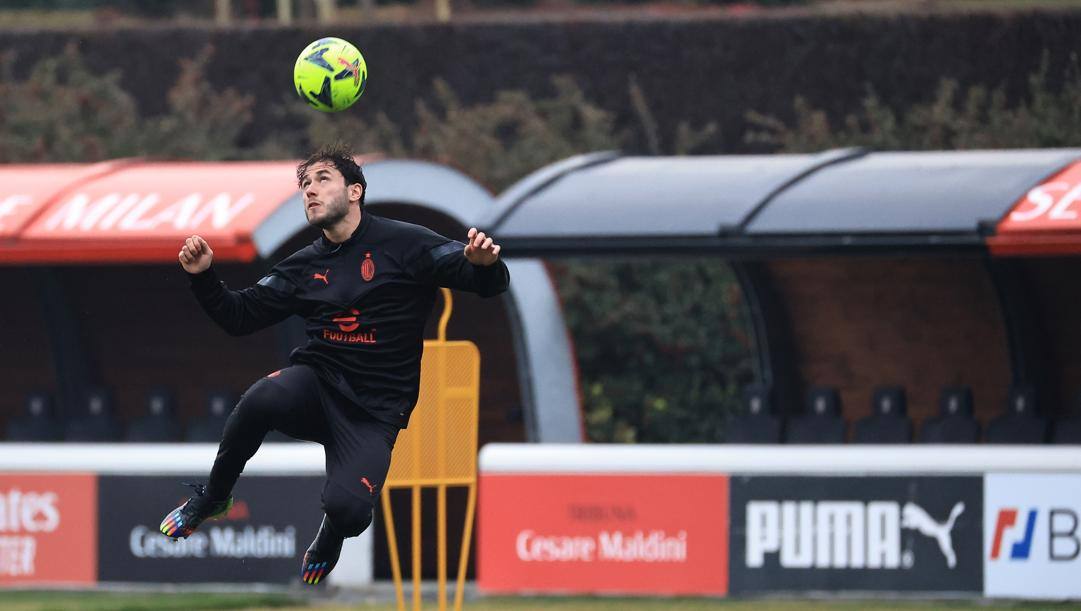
left=0, top=163, right=122, bottom=239
left=0, top=161, right=301, bottom=263
left=477, top=473, right=728, bottom=595
left=21, top=162, right=297, bottom=241
left=991, top=161, right=1081, bottom=255
left=0, top=474, right=97, bottom=585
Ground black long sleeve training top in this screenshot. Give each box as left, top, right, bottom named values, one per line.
left=189, top=212, right=510, bottom=428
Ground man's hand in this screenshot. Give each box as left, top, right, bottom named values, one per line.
left=463, top=227, right=501, bottom=266
left=179, top=235, right=214, bottom=274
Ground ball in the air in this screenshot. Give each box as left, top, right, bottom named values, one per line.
left=294, top=37, right=367, bottom=112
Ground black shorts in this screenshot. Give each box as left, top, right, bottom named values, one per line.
left=230, top=364, right=399, bottom=505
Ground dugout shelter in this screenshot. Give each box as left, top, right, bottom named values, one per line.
left=0, top=158, right=582, bottom=446
left=481, top=147, right=1081, bottom=441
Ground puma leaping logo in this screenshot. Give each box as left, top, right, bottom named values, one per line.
left=313, top=269, right=330, bottom=285
left=902, top=501, right=965, bottom=568
left=360, top=477, right=376, bottom=495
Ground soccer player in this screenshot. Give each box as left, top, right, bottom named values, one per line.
left=158, top=145, right=509, bottom=585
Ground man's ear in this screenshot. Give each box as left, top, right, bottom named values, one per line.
left=349, top=183, right=364, bottom=204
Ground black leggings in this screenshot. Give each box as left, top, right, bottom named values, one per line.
left=207, top=365, right=399, bottom=537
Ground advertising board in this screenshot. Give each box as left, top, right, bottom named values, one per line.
left=97, top=475, right=324, bottom=583
left=729, top=476, right=983, bottom=593
left=478, top=473, right=728, bottom=595
left=985, top=473, right=1081, bottom=599
left=0, top=473, right=97, bottom=585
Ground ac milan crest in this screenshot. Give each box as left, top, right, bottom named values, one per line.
left=361, top=252, right=375, bottom=281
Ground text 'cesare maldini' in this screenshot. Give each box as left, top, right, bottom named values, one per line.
left=515, top=529, right=688, bottom=563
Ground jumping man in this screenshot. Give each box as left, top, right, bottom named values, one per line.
left=158, top=145, right=509, bottom=584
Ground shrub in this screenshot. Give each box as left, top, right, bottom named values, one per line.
left=745, top=53, right=1081, bottom=152
left=305, top=75, right=623, bottom=191
left=552, top=259, right=755, bottom=443
left=139, top=45, right=255, bottom=160
left=0, top=43, right=140, bottom=162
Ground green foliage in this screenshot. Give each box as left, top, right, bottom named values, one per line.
left=0, top=44, right=141, bottom=162
left=307, top=76, right=624, bottom=191
left=745, top=53, right=1081, bottom=151
left=628, top=74, right=719, bottom=155
left=0, top=44, right=257, bottom=162
left=306, top=105, right=407, bottom=160
left=139, top=46, right=255, bottom=160
left=552, top=259, right=755, bottom=443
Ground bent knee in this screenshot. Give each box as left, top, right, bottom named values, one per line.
left=324, top=483, right=374, bottom=537
left=231, top=378, right=284, bottom=422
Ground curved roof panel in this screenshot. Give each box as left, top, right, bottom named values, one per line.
left=487, top=150, right=859, bottom=239
left=745, top=149, right=1081, bottom=235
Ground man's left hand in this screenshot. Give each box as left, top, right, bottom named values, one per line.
left=464, top=227, right=501, bottom=266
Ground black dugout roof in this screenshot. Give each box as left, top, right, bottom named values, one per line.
left=482, top=148, right=1081, bottom=257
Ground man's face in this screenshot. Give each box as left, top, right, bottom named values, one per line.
left=300, top=161, right=353, bottom=229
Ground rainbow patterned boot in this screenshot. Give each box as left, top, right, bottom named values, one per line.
left=159, top=483, right=233, bottom=540
left=301, top=515, right=344, bottom=585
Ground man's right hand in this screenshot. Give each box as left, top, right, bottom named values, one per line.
left=179, top=235, right=214, bottom=274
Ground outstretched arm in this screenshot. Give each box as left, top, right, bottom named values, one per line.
left=421, top=227, right=510, bottom=298
left=181, top=235, right=300, bottom=336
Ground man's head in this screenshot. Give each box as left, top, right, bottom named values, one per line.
left=296, top=144, right=367, bottom=229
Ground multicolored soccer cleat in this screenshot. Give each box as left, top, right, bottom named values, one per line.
left=301, top=515, right=344, bottom=585
left=159, top=482, right=233, bottom=540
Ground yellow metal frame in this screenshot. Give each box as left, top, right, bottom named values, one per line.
left=381, top=288, right=479, bottom=610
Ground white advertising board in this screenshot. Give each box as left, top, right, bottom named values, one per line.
left=985, top=473, right=1081, bottom=599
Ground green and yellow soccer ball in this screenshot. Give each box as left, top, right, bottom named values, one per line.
left=294, top=37, right=367, bottom=112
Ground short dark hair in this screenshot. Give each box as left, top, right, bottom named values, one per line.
left=297, top=143, right=367, bottom=206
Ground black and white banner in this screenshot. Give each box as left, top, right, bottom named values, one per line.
left=729, top=476, right=983, bottom=593
left=98, top=475, right=325, bottom=583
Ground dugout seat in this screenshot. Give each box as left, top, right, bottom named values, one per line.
left=64, top=388, right=123, bottom=442
left=785, top=386, right=846, bottom=444
left=1051, top=391, right=1081, bottom=444
left=125, top=388, right=181, bottom=442
left=985, top=385, right=1048, bottom=444
left=918, top=386, right=981, bottom=444
left=723, top=385, right=782, bottom=443
left=852, top=386, right=913, bottom=444
left=5, top=392, right=63, bottom=442
left=185, top=390, right=235, bottom=442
